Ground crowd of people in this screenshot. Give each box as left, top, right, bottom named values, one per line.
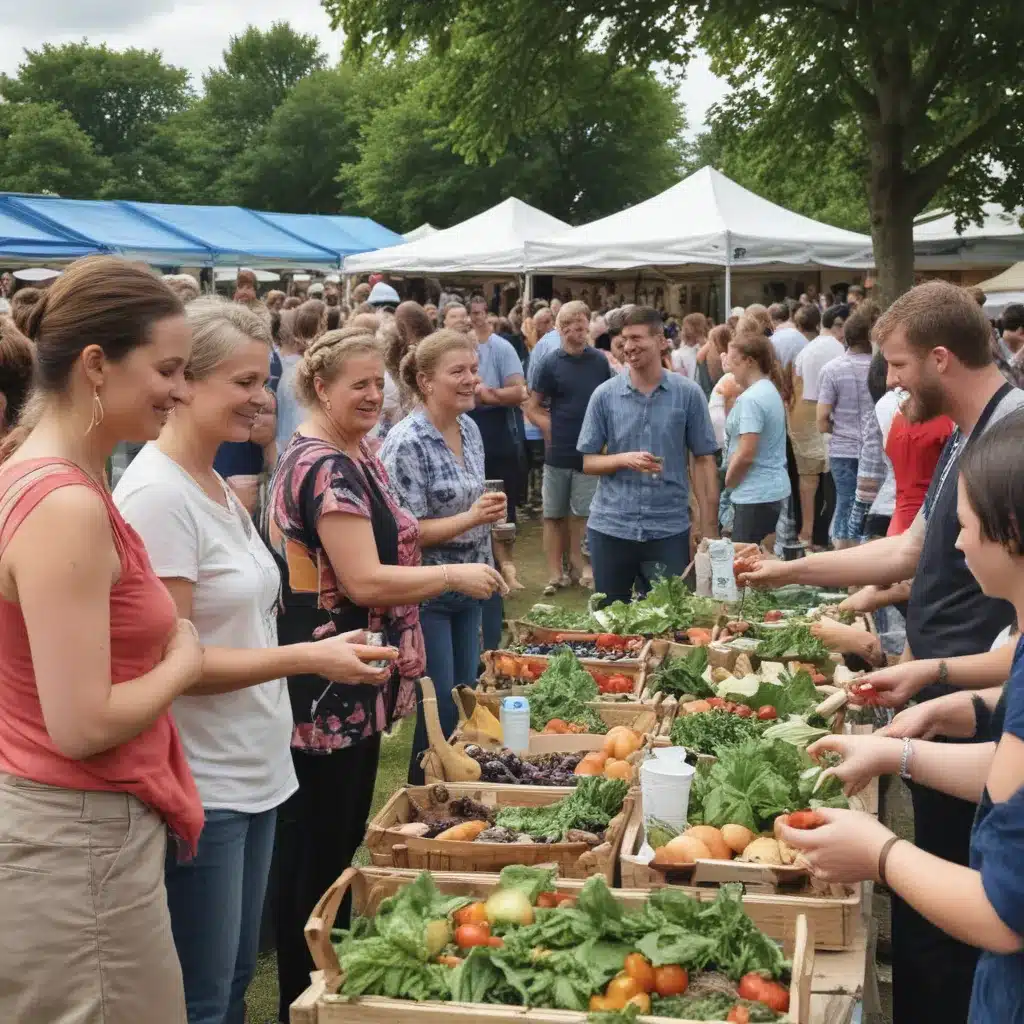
left=0, top=258, right=1023, bottom=1024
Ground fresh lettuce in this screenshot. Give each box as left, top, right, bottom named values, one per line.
left=527, top=650, right=606, bottom=733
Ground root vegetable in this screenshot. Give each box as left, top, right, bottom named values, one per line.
left=739, top=837, right=784, bottom=865
left=603, top=758, right=634, bottom=782
left=721, top=824, right=756, bottom=854
left=434, top=820, right=489, bottom=841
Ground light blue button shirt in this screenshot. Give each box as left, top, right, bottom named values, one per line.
left=577, top=370, right=719, bottom=541
left=724, top=378, right=791, bottom=504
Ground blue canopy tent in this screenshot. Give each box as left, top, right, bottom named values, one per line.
left=0, top=200, right=101, bottom=262
left=125, top=203, right=341, bottom=269
left=0, top=195, right=215, bottom=266
left=324, top=215, right=403, bottom=252
left=252, top=211, right=367, bottom=261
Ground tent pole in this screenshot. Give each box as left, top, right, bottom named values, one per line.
left=523, top=271, right=533, bottom=311
left=724, top=231, right=732, bottom=319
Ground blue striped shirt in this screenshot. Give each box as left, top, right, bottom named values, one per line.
left=577, top=369, right=719, bottom=541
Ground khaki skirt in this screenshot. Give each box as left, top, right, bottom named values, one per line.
left=0, top=773, right=187, bottom=1024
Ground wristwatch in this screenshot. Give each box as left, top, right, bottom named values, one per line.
left=899, top=738, right=914, bottom=781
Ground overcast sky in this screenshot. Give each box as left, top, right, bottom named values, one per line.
left=0, top=0, right=730, bottom=136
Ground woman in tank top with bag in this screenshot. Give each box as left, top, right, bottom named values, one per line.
left=113, top=298, right=393, bottom=1024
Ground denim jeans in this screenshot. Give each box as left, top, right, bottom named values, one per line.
left=829, top=456, right=859, bottom=541
left=409, top=590, right=484, bottom=784
left=165, top=807, right=277, bottom=1024
left=482, top=591, right=504, bottom=653
left=587, top=527, right=689, bottom=606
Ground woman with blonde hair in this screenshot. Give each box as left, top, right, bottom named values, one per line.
left=0, top=257, right=203, bottom=1022
left=377, top=301, right=433, bottom=437
left=267, top=327, right=505, bottom=1018
left=114, top=298, right=388, bottom=1024
left=274, top=299, right=325, bottom=457
left=380, top=330, right=508, bottom=782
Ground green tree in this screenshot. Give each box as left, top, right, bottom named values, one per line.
left=203, top=22, right=327, bottom=146
left=237, top=61, right=408, bottom=213
left=344, top=56, right=686, bottom=229
left=0, top=42, right=191, bottom=188
left=0, top=102, right=112, bottom=197
left=324, top=0, right=1024, bottom=303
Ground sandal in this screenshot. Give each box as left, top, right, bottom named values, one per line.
left=542, top=580, right=560, bottom=596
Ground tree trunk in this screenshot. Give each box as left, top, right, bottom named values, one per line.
left=867, top=128, right=916, bottom=308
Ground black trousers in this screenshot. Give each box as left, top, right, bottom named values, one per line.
left=891, top=780, right=979, bottom=1024
left=484, top=451, right=523, bottom=524
left=274, top=734, right=382, bottom=1020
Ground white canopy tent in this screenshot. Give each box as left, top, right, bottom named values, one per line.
left=525, top=167, right=872, bottom=310
left=343, top=197, right=571, bottom=275
left=912, top=204, right=1024, bottom=269
left=403, top=223, right=437, bottom=242
left=974, top=262, right=1024, bottom=316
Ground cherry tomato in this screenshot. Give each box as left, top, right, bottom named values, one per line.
left=763, top=610, right=784, bottom=623
left=737, top=973, right=789, bottom=1012
left=727, top=1007, right=751, bottom=1024
left=734, top=704, right=753, bottom=718
left=589, top=995, right=612, bottom=1012
left=596, top=633, right=623, bottom=651
left=454, top=902, right=489, bottom=927
left=628, top=992, right=652, bottom=1013
left=787, top=810, right=827, bottom=830
left=536, top=892, right=559, bottom=909
left=454, top=923, right=491, bottom=948
left=722, top=701, right=737, bottom=714
left=707, top=697, right=725, bottom=708
left=624, top=953, right=657, bottom=993
left=756, top=706, right=778, bottom=720
left=606, top=974, right=642, bottom=1007
left=653, top=965, right=689, bottom=998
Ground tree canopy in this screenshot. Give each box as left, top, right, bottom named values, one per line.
left=323, top=0, right=1024, bottom=302
left=0, top=29, right=690, bottom=236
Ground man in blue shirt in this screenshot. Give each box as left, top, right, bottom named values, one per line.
left=578, top=306, right=719, bottom=604
left=526, top=300, right=611, bottom=594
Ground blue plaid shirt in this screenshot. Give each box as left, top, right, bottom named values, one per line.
left=379, top=409, right=494, bottom=567
left=577, top=369, right=719, bottom=541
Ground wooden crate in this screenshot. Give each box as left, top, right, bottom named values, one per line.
left=293, top=866, right=814, bottom=1024
left=508, top=620, right=653, bottom=645
left=365, top=782, right=634, bottom=883
left=479, top=645, right=652, bottom=701
left=618, top=805, right=861, bottom=951
left=469, top=687, right=674, bottom=728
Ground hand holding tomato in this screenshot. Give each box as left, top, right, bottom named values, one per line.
left=778, top=806, right=897, bottom=884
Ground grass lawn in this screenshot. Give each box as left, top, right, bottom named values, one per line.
left=247, top=516, right=898, bottom=1021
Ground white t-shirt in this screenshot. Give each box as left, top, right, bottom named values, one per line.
left=114, top=444, right=297, bottom=813
left=671, top=344, right=698, bottom=380
left=869, top=390, right=901, bottom=517
left=795, top=334, right=846, bottom=402
left=771, top=326, right=806, bottom=369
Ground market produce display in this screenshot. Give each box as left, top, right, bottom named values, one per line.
left=516, top=635, right=646, bottom=661
left=648, top=647, right=713, bottom=700
left=330, top=867, right=792, bottom=1019
left=752, top=625, right=830, bottom=663
left=460, top=745, right=585, bottom=785
left=394, top=779, right=629, bottom=845
left=527, top=650, right=608, bottom=733
left=670, top=707, right=770, bottom=757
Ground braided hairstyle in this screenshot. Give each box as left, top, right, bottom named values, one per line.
left=293, top=326, right=384, bottom=408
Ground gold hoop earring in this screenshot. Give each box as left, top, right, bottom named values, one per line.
left=85, top=389, right=104, bottom=435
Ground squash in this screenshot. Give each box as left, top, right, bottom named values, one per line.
left=575, top=752, right=607, bottom=776
left=685, top=825, right=732, bottom=860
left=603, top=758, right=634, bottom=782
left=603, top=727, right=643, bottom=760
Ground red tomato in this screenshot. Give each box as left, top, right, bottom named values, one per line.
left=722, top=701, right=737, bottom=714
left=609, top=674, right=633, bottom=693
left=653, top=965, right=689, bottom=998
left=727, top=1008, right=751, bottom=1024
left=734, top=704, right=753, bottom=718
left=486, top=936, right=505, bottom=948
left=623, top=953, right=657, bottom=993
left=787, top=810, right=827, bottom=830
left=454, top=923, right=492, bottom=948
left=596, top=633, right=624, bottom=651
left=707, top=697, right=725, bottom=708
left=737, top=973, right=789, bottom=1012
left=763, top=610, right=784, bottom=623
left=812, top=671, right=828, bottom=685
left=454, top=902, right=489, bottom=927
left=536, top=892, right=559, bottom=908
left=756, top=706, right=778, bottom=720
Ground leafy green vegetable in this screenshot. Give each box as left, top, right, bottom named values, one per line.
left=591, top=577, right=720, bottom=635
left=761, top=714, right=830, bottom=748
left=670, top=708, right=768, bottom=755
left=754, top=623, right=830, bottom=661
left=650, top=647, right=712, bottom=699
left=495, top=865, right=557, bottom=903
left=719, top=669, right=821, bottom=717
left=527, top=650, right=607, bottom=733
left=690, top=738, right=847, bottom=832
left=494, top=776, right=629, bottom=840
left=523, top=603, right=598, bottom=632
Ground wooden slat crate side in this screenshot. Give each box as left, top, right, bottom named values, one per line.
left=297, top=866, right=814, bottom=1024
left=618, top=806, right=860, bottom=951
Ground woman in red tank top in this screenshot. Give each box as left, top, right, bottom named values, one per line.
left=0, top=258, right=204, bottom=1024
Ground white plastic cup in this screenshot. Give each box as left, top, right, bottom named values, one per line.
left=499, top=695, right=531, bottom=753
left=639, top=746, right=695, bottom=830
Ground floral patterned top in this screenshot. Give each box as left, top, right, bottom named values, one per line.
left=267, top=433, right=424, bottom=752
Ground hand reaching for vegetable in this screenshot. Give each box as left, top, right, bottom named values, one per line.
left=847, top=659, right=937, bottom=708
left=734, top=551, right=793, bottom=589
left=778, top=806, right=896, bottom=884
left=806, top=733, right=902, bottom=796
left=881, top=690, right=978, bottom=740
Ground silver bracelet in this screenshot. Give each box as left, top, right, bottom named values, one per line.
left=899, top=737, right=914, bottom=781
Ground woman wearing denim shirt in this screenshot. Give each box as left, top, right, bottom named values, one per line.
left=381, top=330, right=509, bottom=784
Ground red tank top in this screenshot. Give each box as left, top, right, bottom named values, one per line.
left=0, top=459, right=203, bottom=852
left=885, top=413, right=955, bottom=535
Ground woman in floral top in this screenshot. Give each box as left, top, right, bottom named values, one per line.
left=381, top=330, right=509, bottom=784
left=266, top=325, right=505, bottom=1018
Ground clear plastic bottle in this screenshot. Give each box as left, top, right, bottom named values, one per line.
left=499, top=695, right=531, bottom=753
